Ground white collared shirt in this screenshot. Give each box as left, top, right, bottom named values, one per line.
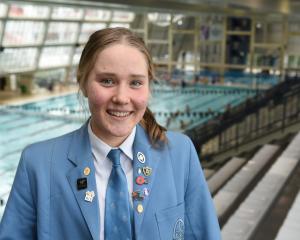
left=88, top=121, right=135, bottom=240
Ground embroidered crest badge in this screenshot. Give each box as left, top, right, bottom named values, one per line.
left=173, top=218, right=184, bottom=240
left=142, top=166, right=152, bottom=176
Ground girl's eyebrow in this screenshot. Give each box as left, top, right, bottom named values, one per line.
left=95, top=72, right=147, bottom=79
left=130, top=74, right=147, bottom=79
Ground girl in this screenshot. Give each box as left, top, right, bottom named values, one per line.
left=0, top=28, right=220, bottom=240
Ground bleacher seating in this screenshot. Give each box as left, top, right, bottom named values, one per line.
left=275, top=190, right=300, bottom=240
left=208, top=157, right=246, bottom=196
left=213, top=144, right=279, bottom=226
left=221, top=132, right=300, bottom=240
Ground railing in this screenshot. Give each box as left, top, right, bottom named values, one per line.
left=186, top=75, right=300, bottom=162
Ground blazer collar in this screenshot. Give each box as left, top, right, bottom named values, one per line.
left=67, top=121, right=100, bottom=240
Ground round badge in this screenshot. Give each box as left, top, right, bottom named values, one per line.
left=137, top=152, right=146, bottom=164
left=136, top=176, right=145, bottom=185
left=137, top=204, right=144, bottom=213
left=84, top=167, right=91, bottom=176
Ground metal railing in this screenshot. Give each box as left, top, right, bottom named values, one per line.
left=186, top=76, right=300, bottom=162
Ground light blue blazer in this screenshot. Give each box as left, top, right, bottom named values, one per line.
left=0, top=122, right=221, bottom=240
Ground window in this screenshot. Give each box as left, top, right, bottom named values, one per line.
left=73, top=45, right=84, bottom=65
left=111, top=11, right=135, bottom=22
left=84, top=9, right=111, bottom=21
left=39, top=46, right=72, bottom=68
left=8, top=3, right=49, bottom=19
left=0, top=48, right=37, bottom=72
left=79, top=23, right=106, bottom=43
left=3, top=21, right=45, bottom=46
left=0, top=3, right=7, bottom=17
left=148, top=13, right=171, bottom=27
left=45, top=22, right=79, bottom=44
left=51, top=6, right=83, bottom=20
left=108, top=23, right=130, bottom=28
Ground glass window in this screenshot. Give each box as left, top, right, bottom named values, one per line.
left=84, top=9, right=111, bottom=21
left=172, top=34, right=195, bottom=62
left=226, top=35, right=250, bottom=65
left=200, top=15, right=224, bottom=41
left=51, top=6, right=83, bottom=20
left=108, top=23, right=130, bottom=28
left=45, top=22, right=79, bottom=44
left=79, top=23, right=106, bottom=43
left=227, top=17, right=251, bottom=31
left=148, top=43, right=169, bottom=62
left=288, top=22, right=299, bottom=32
left=8, top=3, right=49, bottom=19
left=148, top=23, right=169, bottom=40
left=130, top=14, right=145, bottom=29
left=148, top=13, right=171, bottom=27
left=255, top=21, right=283, bottom=44
left=173, top=15, right=195, bottom=30
left=111, top=11, right=135, bottom=22
left=39, top=46, right=72, bottom=68
left=0, top=3, right=8, bottom=17
left=253, top=47, right=281, bottom=68
left=73, top=45, right=84, bottom=65
left=0, top=48, right=37, bottom=72
left=3, top=21, right=45, bottom=46
left=199, top=43, right=222, bottom=64
left=285, top=36, right=300, bottom=68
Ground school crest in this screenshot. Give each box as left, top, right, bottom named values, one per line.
left=142, top=166, right=152, bottom=176
left=173, top=218, right=184, bottom=240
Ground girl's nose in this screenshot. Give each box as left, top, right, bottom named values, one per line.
left=112, top=86, right=130, bottom=104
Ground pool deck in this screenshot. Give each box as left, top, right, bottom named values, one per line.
left=0, top=86, right=78, bottom=105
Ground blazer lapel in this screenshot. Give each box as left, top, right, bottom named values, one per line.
left=66, top=123, right=100, bottom=240
left=132, top=125, right=161, bottom=235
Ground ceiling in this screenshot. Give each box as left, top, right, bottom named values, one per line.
left=10, top=0, right=300, bottom=16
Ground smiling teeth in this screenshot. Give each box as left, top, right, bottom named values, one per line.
left=109, top=111, right=130, bottom=117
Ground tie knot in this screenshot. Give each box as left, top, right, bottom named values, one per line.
left=107, top=149, right=121, bottom=166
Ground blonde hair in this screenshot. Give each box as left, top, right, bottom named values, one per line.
left=77, top=27, right=167, bottom=145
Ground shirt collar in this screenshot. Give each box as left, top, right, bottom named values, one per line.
left=88, top=120, right=135, bottom=161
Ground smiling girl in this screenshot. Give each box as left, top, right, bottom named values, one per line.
left=0, top=28, right=221, bottom=240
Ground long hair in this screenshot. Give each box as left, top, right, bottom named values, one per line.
left=77, top=27, right=167, bottom=145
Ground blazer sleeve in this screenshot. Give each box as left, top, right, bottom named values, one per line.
left=184, top=138, right=221, bottom=240
left=0, top=148, right=37, bottom=240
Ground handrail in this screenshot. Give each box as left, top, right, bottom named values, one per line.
left=185, top=75, right=300, bottom=160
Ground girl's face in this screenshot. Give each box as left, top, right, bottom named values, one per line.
left=85, top=43, right=150, bottom=147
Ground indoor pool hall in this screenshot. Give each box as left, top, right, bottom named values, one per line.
left=1, top=1, right=300, bottom=239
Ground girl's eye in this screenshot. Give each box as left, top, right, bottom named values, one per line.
left=100, top=78, right=114, bottom=86
left=130, top=80, right=142, bottom=88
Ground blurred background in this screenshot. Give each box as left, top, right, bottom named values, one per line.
left=0, top=0, right=300, bottom=239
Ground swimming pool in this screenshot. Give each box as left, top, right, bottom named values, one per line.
left=0, top=84, right=257, bottom=219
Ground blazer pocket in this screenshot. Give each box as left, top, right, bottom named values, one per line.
left=155, top=202, right=185, bottom=240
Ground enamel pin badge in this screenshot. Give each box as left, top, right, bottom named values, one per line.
left=142, top=166, right=152, bottom=176
left=85, top=191, right=95, bottom=203
left=137, top=152, right=146, bottom=164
